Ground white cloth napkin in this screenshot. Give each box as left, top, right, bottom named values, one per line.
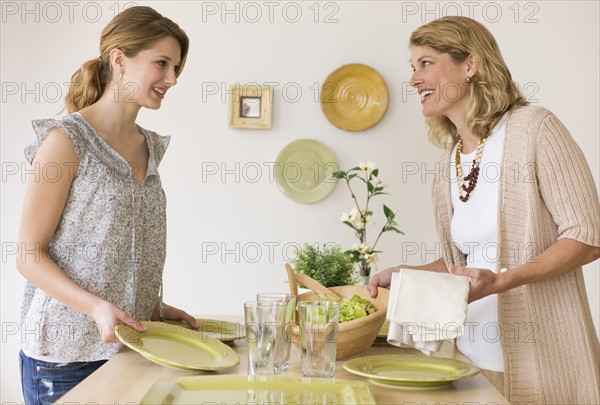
left=387, top=268, right=469, bottom=355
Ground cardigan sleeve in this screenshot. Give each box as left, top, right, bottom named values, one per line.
left=536, top=112, right=600, bottom=247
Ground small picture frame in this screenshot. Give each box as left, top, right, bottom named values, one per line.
left=229, top=84, right=273, bottom=129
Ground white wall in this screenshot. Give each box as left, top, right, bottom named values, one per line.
left=1, top=1, right=598, bottom=402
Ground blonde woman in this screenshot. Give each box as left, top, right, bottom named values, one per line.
left=16, top=6, right=198, bottom=404
left=368, top=16, right=600, bottom=404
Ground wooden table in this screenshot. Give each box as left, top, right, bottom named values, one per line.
left=59, top=317, right=509, bottom=404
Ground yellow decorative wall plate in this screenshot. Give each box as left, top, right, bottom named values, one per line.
left=321, top=63, right=388, bottom=132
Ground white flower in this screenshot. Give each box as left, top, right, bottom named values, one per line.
left=359, top=161, right=375, bottom=172
left=340, top=212, right=351, bottom=222
left=365, top=253, right=379, bottom=265
left=370, top=174, right=386, bottom=188
left=357, top=243, right=370, bottom=254
left=356, top=213, right=372, bottom=225
left=349, top=206, right=361, bottom=221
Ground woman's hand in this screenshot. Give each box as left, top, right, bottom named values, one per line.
left=91, top=300, right=147, bottom=343
left=367, top=259, right=449, bottom=298
left=151, top=301, right=199, bottom=329
left=367, top=267, right=400, bottom=298
left=448, top=265, right=505, bottom=303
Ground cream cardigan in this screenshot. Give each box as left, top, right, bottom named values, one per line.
left=432, top=106, right=600, bottom=404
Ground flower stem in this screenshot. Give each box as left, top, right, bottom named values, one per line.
left=345, top=175, right=366, bottom=243
left=370, top=223, right=388, bottom=251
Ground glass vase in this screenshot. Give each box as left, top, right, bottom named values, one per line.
left=355, top=262, right=371, bottom=285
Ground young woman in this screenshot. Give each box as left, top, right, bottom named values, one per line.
left=16, top=6, right=198, bottom=404
left=368, top=16, right=600, bottom=404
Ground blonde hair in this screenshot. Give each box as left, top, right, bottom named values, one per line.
left=65, top=6, right=189, bottom=113
left=410, top=16, right=528, bottom=147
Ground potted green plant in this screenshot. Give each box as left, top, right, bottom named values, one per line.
left=290, top=243, right=355, bottom=288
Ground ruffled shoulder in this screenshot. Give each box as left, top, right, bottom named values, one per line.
left=25, top=114, right=87, bottom=164
left=139, top=126, right=171, bottom=168
left=26, top=114, right=171, bottom=178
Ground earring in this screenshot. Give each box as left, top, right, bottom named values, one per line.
left=119, top=72, right=123, bottom=80
left=466, top=76, right=471, bottom=83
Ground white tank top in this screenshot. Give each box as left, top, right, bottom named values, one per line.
left=450, top=114, right=508, bottom=372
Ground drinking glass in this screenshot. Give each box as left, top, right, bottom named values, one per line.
left=256, top=293, right=296, bottom=372
left=297, top=300, right=340, bottom=378
left=244, top=301, right=287, bottom=375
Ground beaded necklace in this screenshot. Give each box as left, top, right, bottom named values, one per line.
left=455, top=136, right=487, bottom=202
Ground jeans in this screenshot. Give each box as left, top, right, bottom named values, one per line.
left=19, top=350, right=107, bottom=405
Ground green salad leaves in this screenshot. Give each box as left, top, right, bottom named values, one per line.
left=319, top=294, right=376, bottom=323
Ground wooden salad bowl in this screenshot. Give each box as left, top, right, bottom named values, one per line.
left=295, top=285, right=389, bottom=359
left=285, top=264, right=389, bottom=359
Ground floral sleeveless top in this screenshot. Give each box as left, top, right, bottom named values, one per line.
left=21, top=113, right=169, bottom=361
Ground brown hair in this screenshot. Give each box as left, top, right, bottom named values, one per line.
left=65, top=6, right=189, bottom=113
left=410, top=16, right=528, bottom=147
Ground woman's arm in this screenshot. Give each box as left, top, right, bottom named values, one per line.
left=450, top=239, right=600, bottom=302
left=452, top=110, right=600, bottom=302
left=368, top=257, right=447, bottom=297
left=16, top=128, right=146, bottom=342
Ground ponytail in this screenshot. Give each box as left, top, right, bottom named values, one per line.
left=65, top=57, right=111, bottom=113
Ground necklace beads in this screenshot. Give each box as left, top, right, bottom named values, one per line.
left=455, top=136, right=487, bottom=202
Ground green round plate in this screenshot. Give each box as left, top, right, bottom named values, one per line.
left=274, top=139, right=338, bottom=204
left=343, top=355, right=480, bottom=388
left=115, top=321, right=240, bottom=371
